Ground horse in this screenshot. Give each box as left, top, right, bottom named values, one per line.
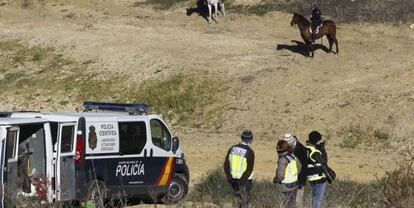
left=290, top=12, right=339, bottom=57
left=206, top=0, right=225, bottom=23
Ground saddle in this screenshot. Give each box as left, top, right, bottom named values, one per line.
left=309, top=24, right=322, bottom=34
left=205, top=0, right=221, bottom=5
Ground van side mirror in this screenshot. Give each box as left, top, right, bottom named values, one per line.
left=172, top=137, right=179, bottom=153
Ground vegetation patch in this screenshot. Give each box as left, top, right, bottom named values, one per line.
left=134, top=0, right=189, bottom=10
left=228, top=0, right=295, bottom=16
left=338, top=125, right=391, bottom=149
left=296, top=0, right=414, bottom=23
left=124, top=73, right=225, bottom=125
left=0, top=40, right=225, bottom=126
left=0, top=40, right=123, bottom=106
left=190, top=163, right=414, bottom=207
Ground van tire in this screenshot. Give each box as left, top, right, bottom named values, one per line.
left=163, top=174, right=188, bottom=204
left=87, top=180, right=107, bottom=208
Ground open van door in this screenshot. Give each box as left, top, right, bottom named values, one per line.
left=0, top=127, right=6, bottom=208
left=55, top=123, right=76, bottom=201
left=0, top=119, right=53, bottom=206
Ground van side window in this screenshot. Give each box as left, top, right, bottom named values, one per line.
left=61, top=126, right=75, bottom=153
left=119, top=122, right=147, bottom=155
left=150, top=119, right=171, bottom=151
left=6, top=130, right=18, bottom=160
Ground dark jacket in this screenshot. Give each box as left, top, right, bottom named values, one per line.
left=311, top=6, right=322, bottom=27
left=294, top=141, right=308, bottom=187
left=305, top=141, right=328, bottom=184
left=224, top=143, right=255, bottom=183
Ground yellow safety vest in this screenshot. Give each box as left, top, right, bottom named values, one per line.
left=229, top=149, right=253, bottom=180
left=306, top=145, right=326, bottom=182
left=281, top=154, right=298, bottom=184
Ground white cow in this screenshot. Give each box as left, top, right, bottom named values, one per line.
left=206, top=0, right=225, bottom=23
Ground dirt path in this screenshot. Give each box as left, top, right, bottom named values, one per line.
left=1, top=1, right=414, bottom=206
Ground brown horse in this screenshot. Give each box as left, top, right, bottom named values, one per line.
left=290, top=12, right=339, bottom=57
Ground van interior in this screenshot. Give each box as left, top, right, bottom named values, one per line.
left=4, top=124, right=47, bottom=204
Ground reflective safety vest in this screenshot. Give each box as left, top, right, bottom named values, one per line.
left=281, top=154, right=298, bottom=184
left=306, top=145, right=326, bottom=182
left=229, top=147, right=254, bottom=180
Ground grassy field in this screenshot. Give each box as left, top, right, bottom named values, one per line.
left=0, top=40, right=224, bottom=125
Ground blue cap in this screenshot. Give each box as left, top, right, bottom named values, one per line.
left=241, top=130, right=253, bottom=141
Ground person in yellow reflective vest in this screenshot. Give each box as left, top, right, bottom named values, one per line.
left=282, top=133, right=308, bottom=207
left=306, top=131, right=331, bottom=208
left=224, top=130, right=255, bottom=208
left=273, top=140, right=302, bottom=208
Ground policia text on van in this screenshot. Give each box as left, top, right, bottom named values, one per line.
left=0, top=102, right=189, bottom=207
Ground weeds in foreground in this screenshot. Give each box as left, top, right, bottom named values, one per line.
left=191, top=162, right=414, bottom=207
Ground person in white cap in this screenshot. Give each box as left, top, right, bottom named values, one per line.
left=283, top=133, right=308, bottom=207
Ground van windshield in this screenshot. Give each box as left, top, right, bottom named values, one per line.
left=150, top=119, right=171, bottom=152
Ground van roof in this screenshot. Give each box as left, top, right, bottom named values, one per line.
left=10, top=111, right=154, bottom=122
left=0, top=117, right=48, bottom=125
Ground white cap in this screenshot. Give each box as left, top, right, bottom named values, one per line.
left=282, top=133, right=297, bottom=147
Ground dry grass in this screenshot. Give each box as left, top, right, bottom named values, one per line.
left=189, top=162, right=414, bottom=207
left=294, top=0, right=414, bottom=23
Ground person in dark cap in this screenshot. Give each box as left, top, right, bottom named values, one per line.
left=224, top=130, right=255, bottom=208
left=305, top=130, right=331, bottom=208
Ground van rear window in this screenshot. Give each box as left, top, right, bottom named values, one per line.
left=6, top=130, right=17, bottom=160
left=119, top=122, right=147, bottom=155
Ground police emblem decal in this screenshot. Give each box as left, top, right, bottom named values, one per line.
left=88, top=125, right=97, bottom=150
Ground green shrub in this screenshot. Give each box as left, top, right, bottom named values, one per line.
left=126, top=73, right=223, bottom=124
left=376, top=162, right=414, bottom=207
left=338, top=125, right=367, bottom=149
left=191, top=168, right=235, bottom=206
left=338, top=125, right=390, bottom=149
left=135, top=0, right=188, bottom=10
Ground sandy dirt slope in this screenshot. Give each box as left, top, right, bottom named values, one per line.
left=1, top=1, right=414, bottom=205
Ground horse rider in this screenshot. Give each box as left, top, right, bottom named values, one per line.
left=224, top=130, right=255, bottom=208
left=310, top=4, right=322, bottom=43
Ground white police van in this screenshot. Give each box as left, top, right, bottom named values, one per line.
left=1, top=102, right=189, bottom=207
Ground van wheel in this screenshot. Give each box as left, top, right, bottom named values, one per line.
left=163, top=174, right=188, bottom=204
left=87, top=180, right=107, bottom=208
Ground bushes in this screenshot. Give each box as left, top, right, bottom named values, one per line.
left=376, top=160, right=414, bottom=207
left=190, top=168, right=281, bottom=207
left=190, top=164, right=414, bottom=207
left=338, top=125, right=390, bottom=149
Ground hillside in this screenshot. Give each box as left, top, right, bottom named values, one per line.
left=0, top=0, right=413, bottom=206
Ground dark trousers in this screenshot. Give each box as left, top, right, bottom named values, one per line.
left=231, top=180, right=252, bottom=208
